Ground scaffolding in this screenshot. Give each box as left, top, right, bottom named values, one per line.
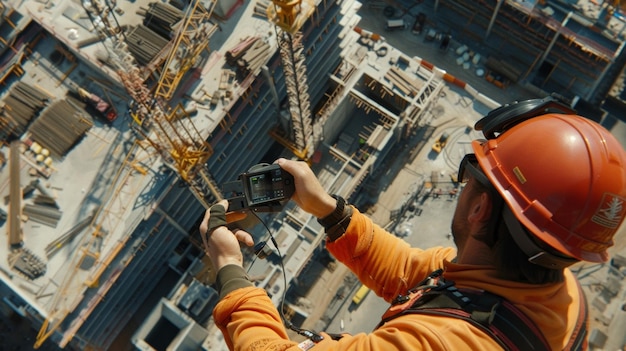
left=438, top=0, right=621, bottom=99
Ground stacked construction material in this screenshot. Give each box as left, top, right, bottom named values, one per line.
left=0, top=82, right=49, bottom=143
left=45, top=212, right=94, bottom=258
left=23, top=179, right=59, bottom=209
left=125, top=24, right=171, bottom=66
left=253, top=0, right=270, bottom=18
left=22, top=179, right=62, bottom=228
left=143, top=2, right=183, bottom=39
left=384, top=66, right=422, bottom=97
left=8, top=140, right=23, bottom=247
left=8, top=247, right=47, bottom=280
left=23, top=203, right=62, bottom=228
left=225, top=36, right=272, bottom=78
left=29, top=99, right=94, bottom=157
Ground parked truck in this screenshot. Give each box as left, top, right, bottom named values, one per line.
left=68, top=82, right=118, bottom=122
left=352, top=284, right=370, bottom=305
left=76, top=87, right=118, bottom=122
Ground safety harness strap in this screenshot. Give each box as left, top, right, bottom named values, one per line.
left=377, top=270, right=588, bottom=351
left=564, top=280, right=589, bottom=350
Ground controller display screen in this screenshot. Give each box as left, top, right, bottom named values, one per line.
left=248, top=169, right=287, bottom=205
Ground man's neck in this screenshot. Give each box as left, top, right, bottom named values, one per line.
left=455, top=239, right=495, bottom=266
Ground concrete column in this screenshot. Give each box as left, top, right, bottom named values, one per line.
left=535, top=11, right=572, bottom=77
left=588, top=39, right=626, bottom=101
left=486, top=0, right=505, bottom=39
left=261, top=65, right=280, bottom=110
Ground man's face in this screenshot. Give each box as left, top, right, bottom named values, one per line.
left=451, top=154, right=492, bottom=249
left=450, top=178, right=477, bottom=249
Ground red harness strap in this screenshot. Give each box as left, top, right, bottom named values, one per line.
left=376, top=269, right=588, bottom=351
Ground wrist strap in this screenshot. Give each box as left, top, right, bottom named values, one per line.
left=317, top=194, right=345, bottom=228
left=326, top=208, right=352, bottom=242
left=317, top=195, right=353, bottom=242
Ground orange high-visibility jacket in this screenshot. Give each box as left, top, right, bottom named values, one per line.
left=212, top=207, right=585, bottom=350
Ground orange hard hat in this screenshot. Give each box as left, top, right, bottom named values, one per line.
left=473, top=113, right=626, bottom=263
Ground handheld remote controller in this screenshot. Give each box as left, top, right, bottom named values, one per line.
left=222, top=164, right=295, bottom=212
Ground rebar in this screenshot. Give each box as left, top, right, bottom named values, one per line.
left=126, top=25, right=170, bottom=66
left=29, top=100, right=94, bottom=157
left=0, top=82, right=49, bottom=142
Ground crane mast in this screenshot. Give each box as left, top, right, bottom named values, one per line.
left=267, top=0, right=316, bottom=160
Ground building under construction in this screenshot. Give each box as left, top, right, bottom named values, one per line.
left=430, top=0, right=626, bottom=117
left=0, top=0, right=625, bottom=350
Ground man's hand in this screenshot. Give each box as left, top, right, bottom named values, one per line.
left=199, top=200, right=254, bottom=271
left=276, top=158, right=337, bottom=219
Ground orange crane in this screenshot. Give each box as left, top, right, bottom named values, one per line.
left=34, top=0, right=221, bottom=348
left=267, top=0, right=317, bottom=161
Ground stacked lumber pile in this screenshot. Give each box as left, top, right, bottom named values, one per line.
left=142, top=2, right=183, bottom=39
left=29, top=99, right=93, bottom=157
left=384, top=66, right=423, bottom=97
left=254, top=0, right=270, bottom=18
left=0, top=82, right=49, bottom=143
left=225, top=36, right=271, bottom=78
left=125, top=25, right=170, bottom=66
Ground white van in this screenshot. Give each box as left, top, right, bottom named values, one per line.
left=386, top=19, right=406, bottom=31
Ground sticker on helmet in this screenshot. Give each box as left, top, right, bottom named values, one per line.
left=512, top=166, right=527, bottom=184
left=592, top=193, right=626, bottom=229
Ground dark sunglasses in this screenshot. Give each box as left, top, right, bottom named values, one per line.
left=458, top=154, right=494, bottom=191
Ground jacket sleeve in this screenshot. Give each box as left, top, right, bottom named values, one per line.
left=212, top=286, right=501, bottom=351
left=213, top=286, right=297, bottom=351
left=326, top=207, right=456, bottom=303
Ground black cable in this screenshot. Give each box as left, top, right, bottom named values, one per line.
left=246, top=243, right=260, bottom=273
left=250, top=211, right=324, bottom=343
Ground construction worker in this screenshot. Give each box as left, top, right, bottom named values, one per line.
left=200, top=105, right=626, bottom=350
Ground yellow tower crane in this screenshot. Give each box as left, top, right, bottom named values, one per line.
left=267, top=0, right=317, bottom=161
left=153, top=0, right=217, bottom=101
left=34, top=0, right=221, bottom=348
left=90, top=0, right=222, bottom=206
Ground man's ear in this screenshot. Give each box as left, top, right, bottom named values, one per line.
left=467, top=192, right=493, bottom=224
